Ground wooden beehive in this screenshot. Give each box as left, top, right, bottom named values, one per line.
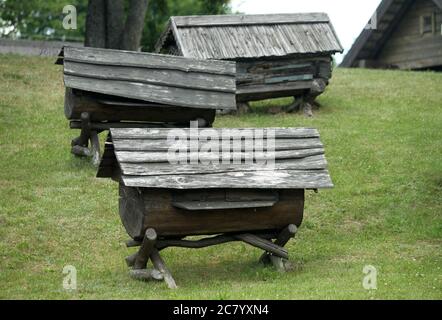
left=56, top=46, right=236, bottom=165
left=156, top=13, right=343, bottom=110
left=97, top=127, right=333, bottom=287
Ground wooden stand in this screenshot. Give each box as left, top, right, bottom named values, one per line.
left=126, top=225, right=297, bottom=289
left=70, top=112, right=101, bottom=167
left=69, top=111, right=213, bottom=167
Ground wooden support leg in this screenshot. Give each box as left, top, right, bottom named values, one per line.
left=259, top=224, right=298, bottom=272
left=303, top=79, right=327, bottom=117
left=133, top=228, right=157, bottom=270
left=128, top=228, right=164, bottom=282
left=235, top=234, right=289, bottom=259
left=150, top=249, right=177, bottom=289
left=70, top=112, right=101, bottom=166
left=286, top=96, right=303, bottom=113
left=90, top=130, right=101, bottom=167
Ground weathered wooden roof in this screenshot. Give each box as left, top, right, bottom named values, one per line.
left=97, top=127, right=333, bottom=190
left=341, top=0, right=442, bottom=68
left=58, top=46, right=236, bottom=110
left=156, top=13, right=343, bottom=60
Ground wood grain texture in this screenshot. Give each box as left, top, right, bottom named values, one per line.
left=164, top=16, right=343, bottom=60
left=112, top=137, right=323, bottom=152
left=139, top=189, right=304, bottom=237
left=62, top=46, right=236, bottom=111
left=64, top=60, right=235, bottom=93
left=63, top=46, right=236, bottom=75
left=116, top=148, right=325, bottom=163
left=122, top=170, right=333, bottom=189
left=118, top=155, right=327, bottom=176
left=65, top=89, right=216, bottom=123
left=110, top=127, right=320, bottom=139
left=119, top=183, right=145, bottom=239
left=98, top=127, right=333, bottom=190
left=64, top=74, right=236, bottom=110
left=172, top=13, right=330, bottom=27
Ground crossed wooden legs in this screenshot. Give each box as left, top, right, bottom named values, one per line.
left=259, top=224, right=298, bottom=272
left=125, top=224, right=298, bottom=289
left=71, top=112, right=101, bottom=167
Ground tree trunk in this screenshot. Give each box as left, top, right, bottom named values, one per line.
left=85, top=0, right=106, bottom=48
left=105, top=0, right=125, bottom=49
left=120, top=0, right=149, bottom=51
left=85, top=0, right=148, bottom=51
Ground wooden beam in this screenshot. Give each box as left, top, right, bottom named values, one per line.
left=172, top=13, right=330, bottom=27
left=260, top=224, right=298, bottom=266
left=133, top=228, right=157, bottom=270
left=234, top=234, right=289, bottom=259
left=150, top=249, right=177, bottom=289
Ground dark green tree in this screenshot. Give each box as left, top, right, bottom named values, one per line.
left=141, top=0, right=231, bottom=51
left=0, top=0, right=87, bottom=41
left=0, top=0, right=231, bottom=50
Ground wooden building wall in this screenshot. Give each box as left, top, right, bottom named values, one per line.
left=377, top=0, right=442, bottom=69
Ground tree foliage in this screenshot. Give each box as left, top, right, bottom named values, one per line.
left=143, top=0, right=231, bottom=51
left=0, top=0, right=87, bottom=41
left=0, top=0, right=231, bottom=50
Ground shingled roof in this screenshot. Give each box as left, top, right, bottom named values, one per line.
left=156, top=13, right=344, bottom=60
left=97, top=127, right=334, bottom=190
left=341, top=0, right=442, bottom=68
left=58, top=46, right=236, bottom=110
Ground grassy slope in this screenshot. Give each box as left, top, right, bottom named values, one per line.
left=0, top=54, right=441, bottom=299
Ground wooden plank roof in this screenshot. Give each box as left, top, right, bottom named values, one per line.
left=341, top=0, right=442, bottom=68
left=156, top=13, right=344, bottom=60
left=97, top=127, right=334, bottom=190
left=59, top=46, right=236, bottom=110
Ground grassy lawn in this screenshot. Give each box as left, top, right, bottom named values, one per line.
left=0, top=54, right=441, bottom=300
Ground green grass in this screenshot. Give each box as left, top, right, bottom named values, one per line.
left=0, top=54, right=441, bottom=299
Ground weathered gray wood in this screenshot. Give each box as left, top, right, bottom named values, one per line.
left=112, top=138, right=323, bottom=152
left=129, top=189, right=304, bottom=237
left=110, top=127, right=320, bottom=140
left=119, top=155, right=327, bottom=176
left=236, top=80, right=313, bottom=96
left=71, top=121, right=160, bottom=130
left=234, top=234, right=289, bottom=259
left=134, top=228, right=157, bottom=270
left=172, top=200, right=278, bottom=210
left=172, top=13, right=330, bottom=27
left=122, top=170, right=333, bottom=190
left=115, top=148, right=325, bottom=163
left=129, top=269, right=163, bottom=282
left=126, top=239, right=142, bottom=248
left=90, top=130, right=101, bottom=167
left=71, top=145, right=91, bottom=157
left=64, top=60, right=235, bottom=93
left=156, top=233, right=277, bottom=250
left=171, top=20, right=342, bottom=60
left=64, top=75, right=236, bottom=110
left=342, top=0, right=442, bottom=70
left=150, top=249, right=177, bottom=289
left=260, top=224, right=297, bottom=265
left=66, top=94, right=216, bottom=123
left=119, top=184, right=145, bottom=239
left=125, top=253, right=138, bottom=267
left=63, top=46, right=236, bottom=75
